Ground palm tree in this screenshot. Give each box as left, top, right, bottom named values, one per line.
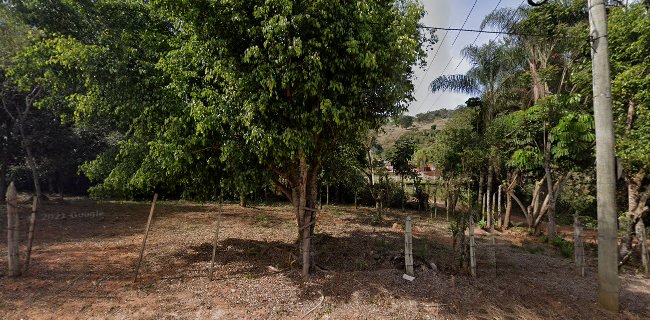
left=480, top=1, right=588, bottom=237
left=429, top=39, right=524, bottom=228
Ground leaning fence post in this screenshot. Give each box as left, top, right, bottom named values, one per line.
left=7, top=182, right=21, bottom=277
left=404, top=216, right=414, bottom=277
left=134, top=193, right=158, bottom=282
left=23, top=195, right=38, bottom=274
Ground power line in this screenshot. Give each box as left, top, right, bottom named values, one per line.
left=413, top=27, right=451, bottom=95
left=418, top=0, right=533, bottom=115
left=412, top=0, right=478, bottom=115
left=418, top=26, right=563, bottom=38
left=451, top=0, right=505, bottom=73
left=449, top=0, right=479, bottom=47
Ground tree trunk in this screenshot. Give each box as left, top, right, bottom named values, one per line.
left=486, top=164, right=494, bottom=229
left=492, top=191, right=497, bottom=229
left=478, top=169, right=484, bottom=213
left=637, top=219, right=649, bottom=274
left=505, top=192, right=513, bottom=229
left=0, top=154, right=6, bottom=203
left=18, top=122, right=42, bottom=201
left=497, top=185, right=503, bottom=228
left=326, top=183, right=329, bottom=206
left=294, top=157, right=320, bottom=278
left=239, top=192, right=246, bottom=207
left=401, top=175, right=405, bottom=212
left=433, top=183, right=438, bottom=218
left=504, top=171, right=519, bottom=229
left=625, top=176, right=642, bottom=251
left=544, top=131, right=557, bottom=237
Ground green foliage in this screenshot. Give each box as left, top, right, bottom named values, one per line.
left=549, top=236, right=574, bottom=258
left=355, top=259, right=369, bottom=270
left=387, top=138, right=416, bottom=178
left=254, top=213, right=270, bottom=223
left=370, top=212, right=382, bottom=226
left=414, top=109, right=456, bottom=122
left=559, top=171, right=596, bottom=218
left=6, top=0, right=431, bottom=202
left=396, top=115, right=414, bottom=128
left=581, top=216, right=598, bottom=230
left=526, top=246, right=544, bottom=254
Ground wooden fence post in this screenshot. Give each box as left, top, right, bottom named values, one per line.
left=574, top=213, right=585, bottom=276
left=134, top=193, right=158, bottom=282
left=7, top=182, right=21, bottom=277
left=404, top=216, right=414, bottom=277
left=469, top=214, right=476, bottom=277
left=23, top=196, right=38, bottom=274
left=209, top=195, right=223, bottom=281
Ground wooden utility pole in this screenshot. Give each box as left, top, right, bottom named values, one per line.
left=588, top=0, right=619, bottom=311
left=6, top=182, right=20, bottom=277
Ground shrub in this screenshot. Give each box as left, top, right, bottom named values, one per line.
left=581, top=216, right=598, bottom=230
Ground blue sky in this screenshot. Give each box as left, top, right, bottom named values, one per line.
left=408, top=0, right=524, bottom=115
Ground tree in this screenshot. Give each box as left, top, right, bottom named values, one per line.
left=11, top=0, right=430, bottom=277
left=429, top=39, right=524, bottom=228
left=388, top=137, right=415, bottom=211
left=397, top=114, right=414, bottom=128
left=607, top=3, right=650, bottom=273
left=482, top=0, right=590, bottom=236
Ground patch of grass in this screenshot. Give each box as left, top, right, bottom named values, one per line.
left=355, top=259, right=369, bottom=270
left=243, top=273, right=257, bottom=280
left=549, top=236, right=574, bottom=258
left=370, top=213, right=382, bottom=226
left=374, top=238, right=391, bottom=251
left=550, top=236, right=564, bottom=247
left=526, top=246, right=544, bottom=254
left=413, top=241, right=431, bottom=259
left=540, top=235, right=550, bottom=243
left=254, top=213, right=270, bottom=223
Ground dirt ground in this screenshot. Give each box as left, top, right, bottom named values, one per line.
left=0, top=197, right=648, bottom=319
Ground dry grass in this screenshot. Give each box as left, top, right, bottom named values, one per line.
left=0, top=198, right=648, bottom=319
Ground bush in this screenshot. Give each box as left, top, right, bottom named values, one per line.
left=550, top=236, right=574, bottom=258
left=580, top=216, right=598, bottom=230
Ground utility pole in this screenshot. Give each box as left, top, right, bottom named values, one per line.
left=588, top=0, right=619, bottom=312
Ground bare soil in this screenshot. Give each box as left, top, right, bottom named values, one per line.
left=0, top=197, right=648, bottom=319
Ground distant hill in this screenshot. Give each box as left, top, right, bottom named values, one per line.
left=377, top=118, right=447, bottom=153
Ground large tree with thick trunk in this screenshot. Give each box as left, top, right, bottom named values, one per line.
left=153, top=0, right=427, bottom=276
left=6, top=0, right=428, bottom=277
